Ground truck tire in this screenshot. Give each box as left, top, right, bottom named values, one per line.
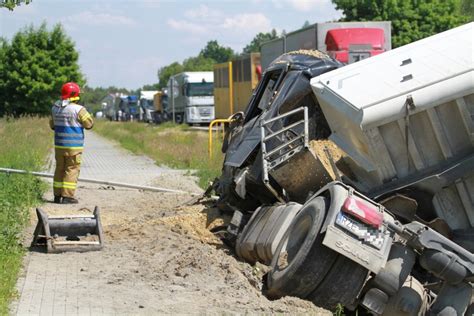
left=307, top=255, right=368, bottom=310
left=266, top=196, right=338, bottom=299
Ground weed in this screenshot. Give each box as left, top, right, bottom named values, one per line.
left=0, top=117, right=51, bottom=313
left=94, top=121, right=224, bottom=188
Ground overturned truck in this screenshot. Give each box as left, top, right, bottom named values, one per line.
left=215, top=22, right=474, bottom=315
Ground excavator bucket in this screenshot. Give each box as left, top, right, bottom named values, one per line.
left=31, top=206, right=104, bottom=253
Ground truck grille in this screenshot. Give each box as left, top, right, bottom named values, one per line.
left=199, top=108, right=212, bottom=117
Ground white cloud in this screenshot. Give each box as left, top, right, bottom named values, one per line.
left=62, top=12, right=137, bottom=28
left=222, top=13, right=271, bottom=32
left=184, top=4, right=222, bottom=20
left=273, top=0, right=334, bottom=12
left=167, top=18, right=208, bottom=35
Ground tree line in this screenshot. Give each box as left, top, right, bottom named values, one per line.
left=0, top=0, right=471, bottom=116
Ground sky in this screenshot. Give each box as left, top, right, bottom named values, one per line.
left=0, top=0, right=342, bottom=89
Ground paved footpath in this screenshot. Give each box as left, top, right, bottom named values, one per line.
left=10, top=131, right=198, bottom=316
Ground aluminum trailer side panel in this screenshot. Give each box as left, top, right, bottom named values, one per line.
left=261, top=37, right=285, bottom=70
left=285, top=25, right=318, bottom=52
left=311, top=22, right=474, bottom=229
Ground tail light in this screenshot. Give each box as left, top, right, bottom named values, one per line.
left=342, top=196, right=383, bottom=228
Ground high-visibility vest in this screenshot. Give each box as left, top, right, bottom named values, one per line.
left=51, top=102, right=85, bottom=150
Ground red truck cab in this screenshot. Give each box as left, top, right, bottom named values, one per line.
left=325, top=28, right=385, bottom=64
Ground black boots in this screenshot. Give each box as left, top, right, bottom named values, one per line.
left=61, top=197, right=79, bottom=204
left=53, top=196, right=79, bottom=204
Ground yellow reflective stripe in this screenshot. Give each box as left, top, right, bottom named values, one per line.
left=54, top=181, right=77, bottom=188
left=53, top=181, right=63, bottom=188
left=55, top=145, right=84, bottom=150
left=79, top=113, right=92, bottom=121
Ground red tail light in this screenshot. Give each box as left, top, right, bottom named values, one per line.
left=342, top=196, right=383, bottom=228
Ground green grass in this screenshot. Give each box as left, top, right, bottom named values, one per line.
left=94, top=121, right=225, bottom=188
left=0, top=117, right=51, bottom=313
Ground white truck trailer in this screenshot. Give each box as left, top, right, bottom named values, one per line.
left=167, top=72, right=214, bottom=124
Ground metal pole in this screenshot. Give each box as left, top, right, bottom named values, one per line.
left=171, top=77, right=176, bottom=124
left=228, top=61, right=233, bottom=115
left=0, top=167, right=199, bottom=196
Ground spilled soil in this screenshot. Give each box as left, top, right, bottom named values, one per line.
left=16, top=170, right=330, bottom=315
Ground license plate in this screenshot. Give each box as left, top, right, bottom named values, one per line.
left=336, top=212, right=385, bottom=249
left=199, top=109, right=211, bottom=116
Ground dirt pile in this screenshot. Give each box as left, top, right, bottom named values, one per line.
left=310, top=139, right=350, bottom=180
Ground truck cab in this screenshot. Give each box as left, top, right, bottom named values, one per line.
left=168, top=72, right=215, bottom=124
left=325, top=28, right=385, bottom=64
left=139, top=90, right=158, bottom=122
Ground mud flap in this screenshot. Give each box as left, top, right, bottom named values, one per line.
left=322, top=223, right=392, bottom=274
left=31, top=207, right=104, bottom=253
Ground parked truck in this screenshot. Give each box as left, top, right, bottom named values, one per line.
left=151, top=89, right=169, bottom=124
left=139, top=90, right=158, bottom=122
left=260, top=21, right=391, bottom=70
left=215, top=23, right=473, bottom=315
left=167, top=72, right=214, bottom=124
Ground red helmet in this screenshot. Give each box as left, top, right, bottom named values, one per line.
left=61, top=82, right=81, bottom=100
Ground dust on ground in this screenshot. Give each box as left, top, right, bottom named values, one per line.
left=19, top=168, right=330, bottom=315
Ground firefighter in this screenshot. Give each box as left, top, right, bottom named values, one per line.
left=49, top=82, right=94, bottom=204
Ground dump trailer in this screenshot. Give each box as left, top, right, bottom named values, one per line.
left=216, top=22, right=474, bottom=315
left=214, top=53, right=262, bottom=119
left=261, top=21, right=391, bottom=70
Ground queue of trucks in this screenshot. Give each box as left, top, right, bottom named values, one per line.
left=100, top=21, right=392, bottom=125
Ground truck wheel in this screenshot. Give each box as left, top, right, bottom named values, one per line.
left=266, top=196, right=338, bottom=299
left=307, top=255, right=368, bottom=310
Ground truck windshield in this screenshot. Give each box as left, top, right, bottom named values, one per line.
left=186, top=82, right=213, bottom=97
left=140, top=99, right=154, bottom=109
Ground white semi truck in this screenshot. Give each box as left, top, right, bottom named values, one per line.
left=167, top=72, right=214, bottom=124
left=139, top=90, right=158, bottom=122
left=216, top=22, right=474, bottom=314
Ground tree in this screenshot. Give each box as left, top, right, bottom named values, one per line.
left=332, top=0, right=470, bottom=47
left=142, top=83, right=160, bottom=91
left=156, top=40, right=234, bottom=89
left=461, top=0, right=474, bottom=19
left=199, top=40, right=235, bottom=63
left=157, top=62, right=184, bottom=89
left=0, top=23, right=84, bottom=116
left=242, top=29, right=278, bottom=53
left=183, top=55, right=215, bottom=71
left=0, top=0, right=31, bottom=10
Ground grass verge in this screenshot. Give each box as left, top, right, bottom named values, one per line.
left=0, top=117, right=51, bottom=313
left=94, top=121, right=224, bottom=188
